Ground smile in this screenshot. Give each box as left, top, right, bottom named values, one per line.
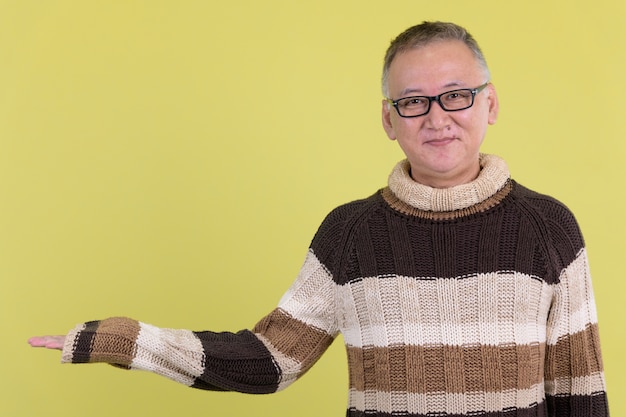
left=424, top=137, right=457, bottom=146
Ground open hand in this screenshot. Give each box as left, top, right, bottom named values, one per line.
left=28, top=335, right=66, bottom=350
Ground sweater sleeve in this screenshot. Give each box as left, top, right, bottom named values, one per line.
left=541, top=201, right=609, bottom=416
left=60, top=214, right=344, bottom=394
left=61, top=316, right=284, bottom=393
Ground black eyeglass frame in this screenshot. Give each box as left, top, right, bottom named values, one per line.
left=386, top=82, right=490, bottom=118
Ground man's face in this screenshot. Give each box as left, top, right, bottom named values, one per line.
left=382, top=40, right=499, bottom=188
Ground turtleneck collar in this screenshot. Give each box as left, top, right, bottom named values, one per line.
left=385, top=154, right=511, bottom=214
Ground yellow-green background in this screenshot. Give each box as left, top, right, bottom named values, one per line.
left=1, top=1, right=623, bottom=416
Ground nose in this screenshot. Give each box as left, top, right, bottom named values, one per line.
left=423, top=99, right=451, bottom=130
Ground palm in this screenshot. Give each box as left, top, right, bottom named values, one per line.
left=28, top=335, right=66, bottom=350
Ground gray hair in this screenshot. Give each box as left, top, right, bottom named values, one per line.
left=382, top=21, right=490, bottom=98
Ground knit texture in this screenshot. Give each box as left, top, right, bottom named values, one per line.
left=61, top=154, right=609, bottom=416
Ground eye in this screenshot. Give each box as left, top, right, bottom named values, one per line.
left=399, top=97, right=427, bottom=108
left=442, top=90, right=471, bottom=102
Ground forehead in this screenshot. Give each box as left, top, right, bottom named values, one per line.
left=387, top=40, right=484, bottom=95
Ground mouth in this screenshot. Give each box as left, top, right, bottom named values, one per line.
left=424, top=137, right=457, bottom=146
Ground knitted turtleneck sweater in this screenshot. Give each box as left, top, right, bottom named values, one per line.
left=61, top=154, right=609, bottom=417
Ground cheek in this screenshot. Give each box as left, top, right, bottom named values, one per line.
left=455, top=111, right=488, bottom=135
left=396, top=118, right=424, bottom=134
left=387, top=117, right=412, bottom=140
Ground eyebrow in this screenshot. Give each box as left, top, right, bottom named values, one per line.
left=398, top=81, right=466, bottom=97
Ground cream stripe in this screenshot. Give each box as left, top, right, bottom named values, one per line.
left=130, top=322, right=204, bottom=386
left=255, top=333, right=302, bottom=391
left=278, top=250, right=337, bottom=335
left=545, top=372, right=607, bottom=396
left=61, top=322, right=87, bottom=363
left=342, top=312, right=548, bottom=347
left=338, top=273, right=553, bottom=348
left=280, top=249, right=597, bottom=349
left=548, top=249, right=599, bottom=343
left=348, top=384, right=545, bottom=415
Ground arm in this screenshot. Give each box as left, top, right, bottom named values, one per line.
left=537, top=197, right=610, bottom=416
left=517, top=188, right=609, bottom=416
left=27, top=205, right=350, bottom=392
left=27, top=251, right=339, bottom=393
left=545, top=248, right=609, bottom=416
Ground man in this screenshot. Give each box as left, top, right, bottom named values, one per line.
left=30, top=21, right=609, bottom=416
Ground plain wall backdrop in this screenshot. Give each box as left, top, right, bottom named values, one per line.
left=1, top=1, right=623, bottom=416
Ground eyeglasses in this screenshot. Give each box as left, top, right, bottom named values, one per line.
left=386, top=82, right=489, bottom=118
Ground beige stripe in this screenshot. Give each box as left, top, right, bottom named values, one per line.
left=253, top=308, right=334, bottom=374
left=347, top=343, right=546, bottom=394
left=545, top=372, right=606, bottom=396
left=339, top=273, right=552, bottom=348
left=90, top=317, right=141, bottom=366
left=131, top=322, right=205, bottom=386
left=61, top=322, right=86, bottom=363
left=255, top=333, right=302, bottom=391
left=548, top=249, right=599, bottom=342
left=278, top=250, right=338, bottom=335
left=348, top=384, right=545, bottom=415
left=545, top=323, right=604, bottom=379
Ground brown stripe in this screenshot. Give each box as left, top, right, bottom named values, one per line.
left=381, top=180, right=513, bottom=221
left=90, top=317, right=141, bottom=367
left=253, top=308, right=334, bottom=374
left=546, top=323, right=604, bottom=379
left=346, top=342, right=546, bottom=394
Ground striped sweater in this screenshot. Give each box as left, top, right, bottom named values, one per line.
left=61, top=154, right=609, bottom=416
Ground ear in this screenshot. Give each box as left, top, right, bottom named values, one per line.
left=486, top=83, right=499, bottom=125
left=381, top=99, right=397, bottom=140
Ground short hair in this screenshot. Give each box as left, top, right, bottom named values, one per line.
left=381, top=21, right=490, bottom=98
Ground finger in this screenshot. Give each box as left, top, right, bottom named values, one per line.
left=28, top=335, right=65, bottom=350
left=28, top=336, right=47, bottom=347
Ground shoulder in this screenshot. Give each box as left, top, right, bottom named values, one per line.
left=510, top=180, right=585, bottom=266
left=309, top=191, right=385, bottom=263
left=512, top=182, right=581, bottom=230
left=320, top=192, right=383, bottom=225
